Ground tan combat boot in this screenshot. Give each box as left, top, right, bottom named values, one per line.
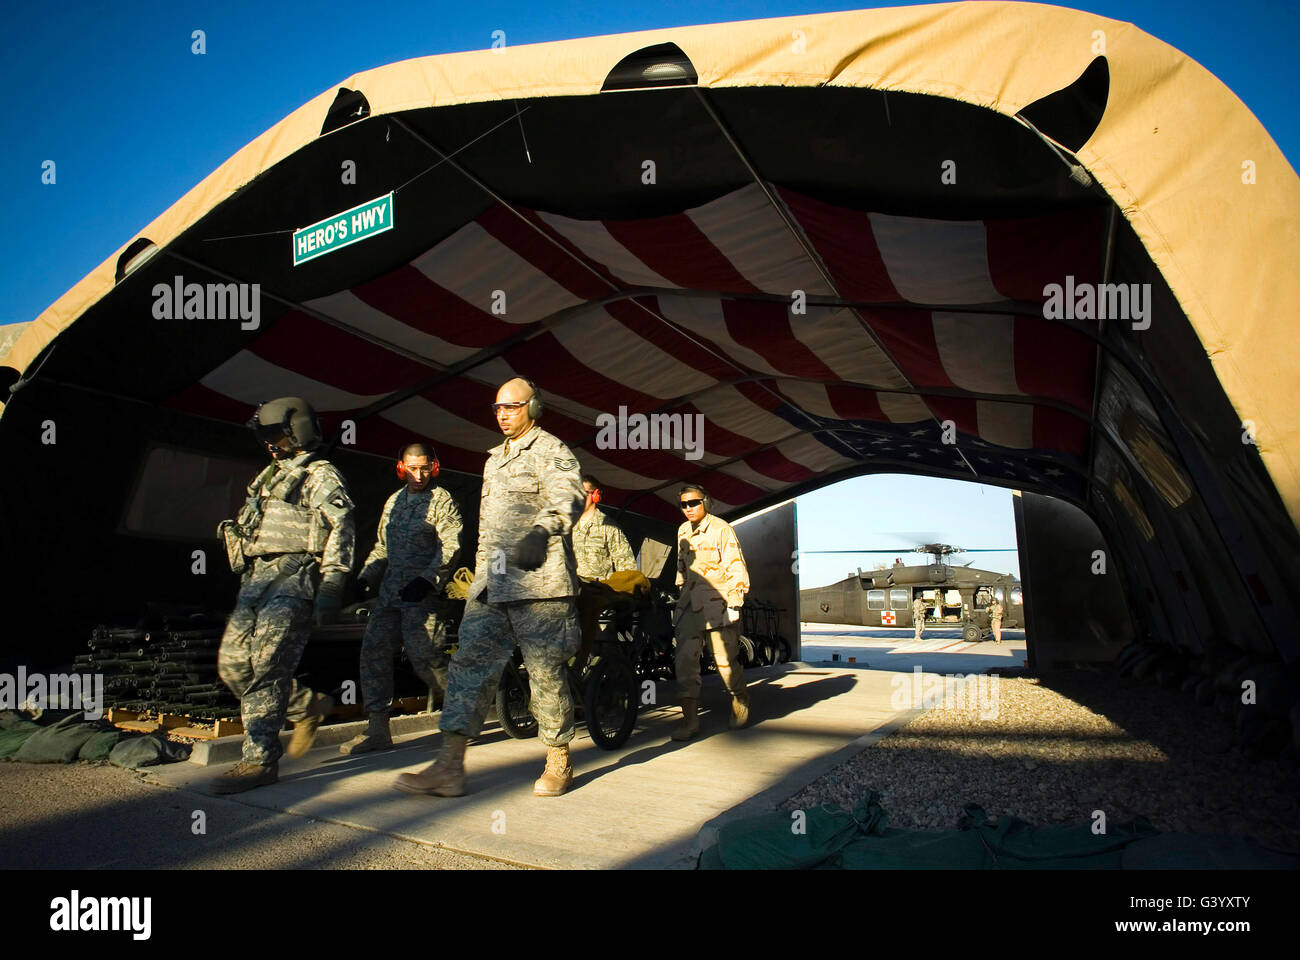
left=210, top=761, right=278, bottom=795
left=533, top=744, right=573, bottom=797
left=287, top=692, right=334, bottom=758
left=393, top=732, right=467, bottom=796
left=339, top=713, right=393, bottom=755
left=716, top=664, right=750, bottom=729
left=671, top=698, right=700, bottom=741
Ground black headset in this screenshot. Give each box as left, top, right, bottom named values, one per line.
left=680, top=484, right=710, bottom=510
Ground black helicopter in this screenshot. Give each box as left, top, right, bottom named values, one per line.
left=799, top=543, right=1022, bottom=642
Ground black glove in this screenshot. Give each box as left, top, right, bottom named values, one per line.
left=400, top=577, right=434, bottom=602
left=315, top=577, right=345, bottom=627
left=513, top=525, right=550, bottom=571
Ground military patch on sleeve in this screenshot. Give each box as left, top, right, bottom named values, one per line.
left=553, top=457, right=578, bottom=471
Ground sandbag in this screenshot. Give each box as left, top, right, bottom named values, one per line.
left=12, top=713, right=104, bottom=763
left=0, top=718, right=42, bottom=759
left=702, top=792, right=1163, bottom=870
left=108, top=733, right=191, bottom=769
left=78, top=729, right=132, bottom=762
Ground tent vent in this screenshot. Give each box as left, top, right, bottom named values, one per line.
left=321, top=87, right=371, bottom=135
left=1019, top=56, right=1110, bottom=153
left=602, top=43, right=697, bottom=91
left=115, top=238, right=158, bottom=283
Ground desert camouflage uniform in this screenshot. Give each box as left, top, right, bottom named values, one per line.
left=440, top=425, right=585, bottom=747
left=356, top=485, right=463, bottom=713
left=573, top=509, right=636, bottom=581
left=217, top=451, right=355, bottom=765
left=913, top=598, right=927, bottom=640
left=673, top=514, right=750, bottom=700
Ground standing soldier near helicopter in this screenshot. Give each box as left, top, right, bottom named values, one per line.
left=211, top=397, right=356, bottom=794
left=990, top=593, right=1005, bottom=644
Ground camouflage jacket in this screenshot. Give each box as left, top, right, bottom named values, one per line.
left=470, top=425, right=584, bottom=603
left=227, top=451, right=355, bottom=600
left=573, top=508, right=637, bottom=581
left=675, top=513, right=750, bottom=620
left=359, top=485, right=463, bottom=608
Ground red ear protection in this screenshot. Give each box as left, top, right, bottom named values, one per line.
left=396, top=447, right=440, bottom=480
left=590, top=488, right=601, bottom=504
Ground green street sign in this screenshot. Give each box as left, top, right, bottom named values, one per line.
left=292, top=192, right=394, bottom=265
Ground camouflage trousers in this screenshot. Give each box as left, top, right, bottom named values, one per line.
left=674, top=624, right=744, bottom=701
left=914, top=621, right=924, bottom=641
left=217, top=595, right=317, bottom=765
left=359, top=602, right=449, bottom=715
left=441, top=596, right=581, bottom=747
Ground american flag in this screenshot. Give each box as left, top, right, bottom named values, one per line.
left=167, top=184, right=1098, bottom=523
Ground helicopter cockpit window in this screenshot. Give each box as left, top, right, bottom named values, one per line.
left=889, top=588, right=909, bottom=608
left=974, top=590, right=992, bottom=609
left=1010, top=587, right=1023, bottom=605
left=866, top=589, right=886, bottom=610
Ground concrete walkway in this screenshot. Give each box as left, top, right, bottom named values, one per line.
left=144, top=663, right=926, bottom=869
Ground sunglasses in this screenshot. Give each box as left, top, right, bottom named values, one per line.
left=679, top=498, right=704, bottom=509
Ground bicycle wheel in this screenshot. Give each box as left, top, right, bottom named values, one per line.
left=583, top=648, right=638, bottom=750
left=495, top=661, right=538, bottom=739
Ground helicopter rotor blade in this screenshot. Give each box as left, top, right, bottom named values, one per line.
left=803, top=547, right=1017, bottom=554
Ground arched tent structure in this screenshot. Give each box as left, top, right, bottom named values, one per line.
left=2, top=2, right=1298, bottom=668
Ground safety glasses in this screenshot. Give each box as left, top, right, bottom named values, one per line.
left=679, top=498, right=704, bottom=509
left=491, top=401, right=528, bottom=413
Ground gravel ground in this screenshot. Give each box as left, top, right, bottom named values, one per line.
left=0, top=762, right=525, bottom=869
left=782, top=668, right=1300, bottom=848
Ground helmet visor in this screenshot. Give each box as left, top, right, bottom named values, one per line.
left=247, top=406, right=294, bottom=445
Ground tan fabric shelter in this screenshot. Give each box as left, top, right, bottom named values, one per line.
left=7, top=2, right=1297, bottom=527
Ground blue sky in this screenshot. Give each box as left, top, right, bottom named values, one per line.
left=796, top=474, right=1021, bottom=587
left=2, top=0, right=1295, bottom=583
left=2, top=0, right=1295, bottom=328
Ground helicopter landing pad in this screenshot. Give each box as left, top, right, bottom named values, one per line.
left=799, top=622, right=1027, bottom=675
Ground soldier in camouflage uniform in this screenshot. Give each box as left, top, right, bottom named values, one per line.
left=210, top=397, right=355, bottom=794
left=341, top=442, right=463, bottom=755
left=395, top=378, right=585, bottom=799
left=990, top=595, right=1005, bottom=644
left=672, top=483, right=751, bottom=740
left=573, top=475, right=638, bottom=664
left=913, top=596, right=927, bottom=641
left=572, top=475, right=636, bottom=581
